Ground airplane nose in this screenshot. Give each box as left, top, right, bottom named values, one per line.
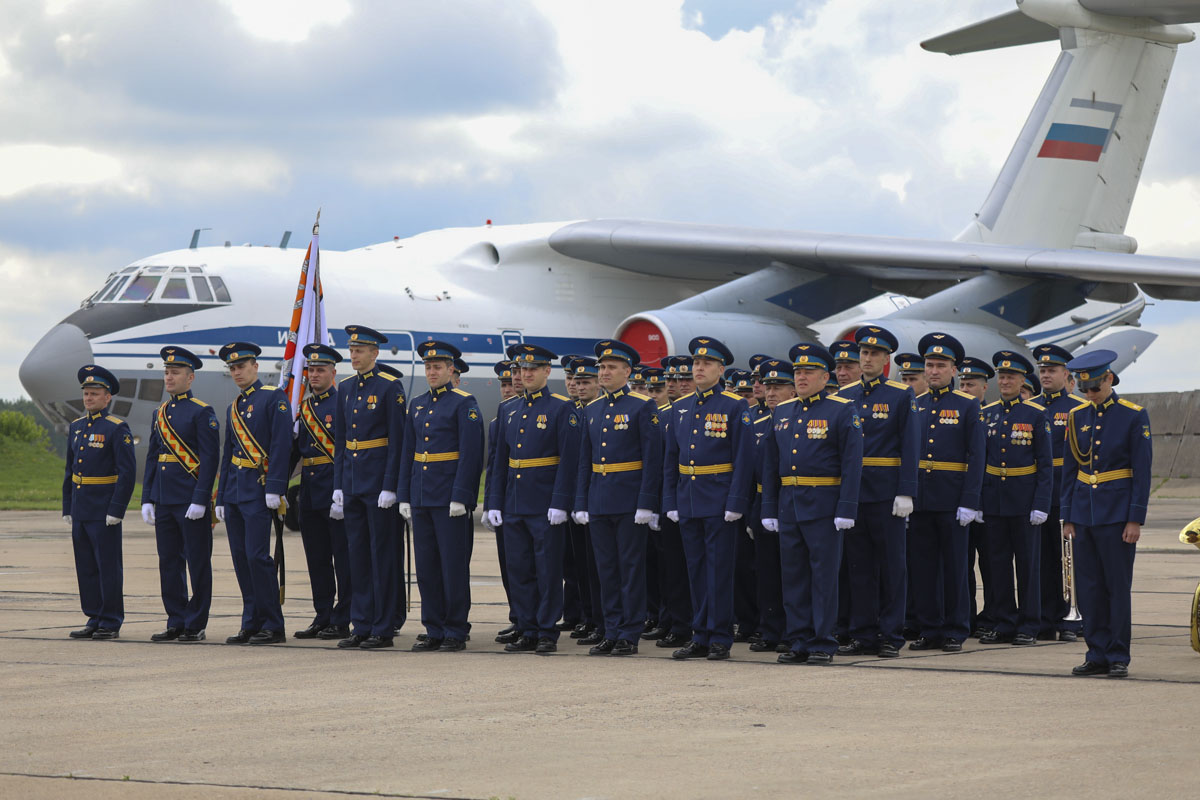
left=19, top=322, right=93, bottom=428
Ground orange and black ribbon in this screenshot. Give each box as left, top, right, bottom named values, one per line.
left=156, top=403, right=200, bottom=478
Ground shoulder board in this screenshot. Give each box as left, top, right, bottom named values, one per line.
left=452, top=388, right=471, bottom=397
left=777, top=397, right=799, bottom=407
left=826, top=395, right=851, bottom=404
left=377, top=372, right=397, bottom=382
left=754, top=415, right=772, bottom=424
left=953, top=390, right=974, bottom=400
left=1023, top=400, right=1046, bottom=411
left=1118, top=398, right=1144, bottom=411
left=657, top=402, right=672, bottom=411
left=73, top=414, right=87, bottom=423
left=1069, top=393, right=1087, bottom=404
left=678, top=391, right=697, bottom=401
left=886, top=380, right=909, bottom=391
left=1069, top=401, right=1090, bottom=414
left=629, top=391, right=651, bottom=401
left=916, top=391, right=930, bottom=400
left=721, top=390, right=742, bottom=400
left=339, top=375, right=356, bottom=386
left=585, top=396, right=604, bottom=407
left=105, top=414, right=124, bottom=424
left=550, top=393, right=570, bottom=402
left=260, top=384, right=277, bottom=391
left=189, top=397, right=209, bottom=407
left=499, top=395, right=519, bottom=406
left=983, top=400, right=1001, bottom=409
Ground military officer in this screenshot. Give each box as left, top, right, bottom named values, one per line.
left=1062, top=350, right=1150, bottom=678
left=141, top=346, right=219, bottom=642
left=64, top=365, right=136, bottom=640
left=641, top=366, right=668, bottom=408
left=332, top=325, right=406, bottom=650
left=215, top=342, right=291, bottom=644
left=630, top=366, right=647, bottom=393
left=487, top=343, right=581, bottom=655
left=895, top=353, right=928, bottom=395
left=663, top=336, right=754, bottom=661
left=556, top=355, right=588, bottom=633
left=723, top=365, right=760, bottom=643
left=978, top=351, right=1053, bottom=646
left=485, top=360, right=520, bottom=643
left=1021, top=373, right=1040, bottom=402
left=452, top=357, right=468, bottom=387
left=561, top=356, right=606, bottom=643
left=957, top=355, right=995, bottom=636
left=747, top=354, right=772, bottom=421
left=830, top=341, right=862, bottom=388
left=958, top=357, right=993, bottom=401
left=761, top=344, right=862, bottom=665
left=749, top=358, right=793, bottom=653
left=375, top=361, right=409, bottom=639
left=908, top=333, right=985, bottom=652
left=573, top=340, right=662, bottom=656
left=668, top=355, right=695, bottom=399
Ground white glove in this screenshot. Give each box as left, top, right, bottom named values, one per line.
left=1030, top=510, right=1048, bottom=526
left=105, top=515, right=121, bottom=526
left=892, top=495, right=914, bottom=519
left=573, top=510, right=590, bottom=525
left=724, top=511, right=743, bottom=523
left=265, top=493, right=281, bottom=510
left=448, top=502, right=466, bottom=518
left=667, top=510, right=679, bottom=523
left=329, top=502, right=344, bottom=521
left=377, top=490, right=396, bottom=509
left=649, top=514, right=661, bottom=531
left=762, top=518, right=779, bottom=533
left=482, top=510, right=495, bottom=531
left=634, top=508, right=654, bottom=525
left=398, top=502, right=412, bottom=520
left=185, top=503, right=205, bottom=520
left=746, top=525, right=755, bottom=541
left=834, top=517, right=855, bottom=531
left=974, top=510, right=984, bottom=524
left=141, top=503, right=155, bottom=525
left=332, top=489, right=344, bottom=506
left=63, top=514, right=72, bottom=526
left=215, top=505, right=225, bottom=523
left=487, top=509, right=503, bottom=527
left=956, top=507, right=976, bottom=527
left=548, top=508, right=567, bottom=526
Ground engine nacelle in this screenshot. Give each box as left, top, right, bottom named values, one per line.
left=616, top=309, right=809, bottom=367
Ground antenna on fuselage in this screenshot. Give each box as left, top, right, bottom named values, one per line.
left=189, top=228, right=211, bottom=249
left=279, top=231, right=292, bottom=249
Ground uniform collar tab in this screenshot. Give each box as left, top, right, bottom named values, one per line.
left=174, top=391, right=192, bottom=400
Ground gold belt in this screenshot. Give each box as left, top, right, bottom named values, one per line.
left=678, top=463, right=733, bottom=476
left=345, top=437, right=388, bottom=451
left=1077, top=468, right=1133, bottom=486
left=509, top=456, right=561, bottom=468
left=231, top=456, right=261, bottom=469
left=862, top=457, right=901, bottom=467
left=414, top=451, right=459, bottom=463
left=592, top=461, right=642, bottom=474
left=986, top=464, right=1038, bottom=477
left=302, top=455, right=333, bottom=467
left=781, top=476, right=842, bottom=487
left=72, top=473, right=117, bottom=485
left=1053, top=457, right=1064, bottom=467
left=919, top=460, right=968, bottom=472
left=756, top=483, right=763, bottom=494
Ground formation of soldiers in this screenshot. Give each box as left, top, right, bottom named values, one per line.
left=62, top=324, right=1151, bottom=677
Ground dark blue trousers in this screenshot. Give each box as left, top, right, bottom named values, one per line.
left=658, top=516, right=693, bottom=636
left=1073, top=522, right=1135, bottom=665
left=412, top=506, right=473, bottom=640
left=343, top=493, right=397, bottom=638
left=753, top=525, right=785, bottom=643
left=72, top=519, right=124, bottom=630
left=298, top=505, right=351, bottom=627
left=734, top=522, right=758, bottom=635
left=503, top=515, right=565, bottom=641
left=562, top=519, right=586, bottom=625
left=495, top=523, right=516, bottom=624
left=392, top=511, right=408, bottom=632
left=679, top=515, right=736, bottom=647
left=225, top=499, right=284, bottom=632
left=985, top=515, right=1042, bottom=637
left=780, top=516, right=842, bottom=655
left=154, top=503, right=212, bottom=631
left=910, top=510, right=970, bottom=642
left=1039, top=510, right=1081, bottom=634
left=846, top=500, right=907, bottom=648
left=588, top=513, right=647, bottom=643
left=646, top=527, right=660, bottom=625
left=968, top=519, right=994, bottom=631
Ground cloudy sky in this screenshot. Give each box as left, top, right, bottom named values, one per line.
left=2, top=0, right=1197, bottom=394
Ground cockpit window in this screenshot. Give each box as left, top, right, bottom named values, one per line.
left=210, top=276, right=231, bottom=302
left=146, top=266, right=167, bottom=273
left=99, top=276, right=129, bottom=301
left=120, top=275, right=161, bottom=301
left=161, top=278, right=190, bottom=300
left=189, top=266, right=203, bottom=273
left=192, top=276, right=213, bottom=302
left=171, top=266, right=187, bottom=273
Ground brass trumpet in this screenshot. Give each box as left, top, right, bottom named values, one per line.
left=1061, top=535, right=1082, bottom=622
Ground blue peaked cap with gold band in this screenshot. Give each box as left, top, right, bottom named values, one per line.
left=854, top=325, right=899, bottom=353
left=1032, top=343, right=1073, bottom=367
left=830, top=340, right=860, bottom=363
left=747, top=353, right=771, bottom=373
left=992, top=350, right=1034, bottom=375
left=641, top=366, right=665, bottom=385
left=417, top=340, right=461, bottom=362
left=894, top=352, right=924, bottom=373
left=594, top=339, right=640, bottom=365
left=689, top=336, right=734, bottom=365
left=303, top=343, right=342, bottom=365
left=344, top=325, right=387, bottom=347
left=1024, top=372, right=1041, bottom=395
left=757, top=358, right=792, bottom=384
left=662, top=354, right=692, bottom=376
left=160, top=346, right=203, bottom=371
left=453, top=357, right=469, bottom=374
left=917, top=332, right=964, bottom=365
left=78, top=364, right=120, bottom=395
left=493, top=360, right=514, bottom=381
left=1066, top=348, right=1120, bottom=387
left=959, top=356, right=994, bottom=380
left=219, top=341, right=261, bottom=365
left=789, top=342, right=834, bottom=371
left=510, top=342, right=556, bottom=366
left=570, top=356, right=598, bottom=378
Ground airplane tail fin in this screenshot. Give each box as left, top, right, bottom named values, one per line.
left=928, top=2, right=1194, bottom=250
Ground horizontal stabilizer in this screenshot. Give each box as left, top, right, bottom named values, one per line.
left=1080, top=327, right=1158, bottom=373
left=920, top=10, right=1058, bottom=55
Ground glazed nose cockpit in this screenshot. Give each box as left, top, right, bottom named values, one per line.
left=84, top=264, right=232, bottom=307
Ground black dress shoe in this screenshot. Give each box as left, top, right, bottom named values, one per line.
left=806, top=651, right=834, bottom=665
left=439, top=638, right=465, bottom=652
left=337, top=634, right=367, bottom=649
left=225, top=629, right=257, bottom=644
left=656, top=632, right=690, bottom=648
left=612, top=639, right=638, bottom=656
left=579, top=630, right=604, bottom=646
left=641, top=626, right=668, bottom=641
left=496, top=626, right=521, bottom=644
left=1012, top=632, right=1037, bottom=646
left=293, top=622, right=325, bottom=639
left=415, top=632, right=428, bottom=641
left=836, top=639, right=879, bottom=656
left=1108, top=662, right=1129, bottom=678
left=359, top=636, right=393, bottom=649
left=970, top=628, right=991, bottom=639
left=777, top=650, right=807, bottom=664
left=733, top=627, right=751, bottom=643
left=569, top=623, right=591, bottom=639
left=152, top=627, right=183, bottom=642
left=535, top=638, right=557, bottom=655
left=317, top=624, right=350, bottom=640
left=672, top=641, right=709, bottom=660
left=643, top=618, right=659, bottom=634
left=979, top=630, right=1014, bottom=644
left=1059, top=630, right=1079, bottom=642
left=941, top=639, right=962, bottom=653
left=249, top=630, right=285, bottom=645
left=749, top=639, right=779, bottom=653
left=91, top=628, right=119, bottom=640
left=178, top=629, right=206, bottom=642
left=1072, top=660, right=1108, bottom=676
left=878, top=642, right=901, bottom=658
left=902, top=626, right=920, bottom=641
left=411, top=637, right=444, bottom=651
left=775, top=642, right=791, bottom=653
left=706, top=643, right=730, bottom=661
left=504, top=636, right=538, bottom=652
left=589, top=638, right=616, bottom=655
left=908, top=636, right=943, bottom=651
left=556, top=620, right=577, bottom=631
left=834, top=633, right=852, bottom=647
left=69, top=625, right=98, bottom=639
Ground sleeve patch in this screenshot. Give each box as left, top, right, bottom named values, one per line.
left=278, top=402, right=289, bottom=413
left=1143, top=424, right=1151, bottom=439
left=741, top=411, right=751, bottom=426
left=568, top=411, right=579, bottom=426
left=651, top=412, right=659, bottom=426
left=468, top=407, right=480, bottom=422
left=852, top=414, right=862, bottom=428
left=209, top=417, right=219, bottom=429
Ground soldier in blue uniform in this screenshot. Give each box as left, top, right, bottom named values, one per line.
left=630, top=366, right=646, bottom=394
left=761, top=344, right=862, bottom=665
left=1021, top=373, right=1040, bottom=402
left=749, top=358, right=793, bottom=653
left=978, top=351, right=1053, bottom=646
left=908, top=333, right=985, bottom=652
left=64, top=365, right=136, bottom=640
left=894, top=353, right=928, bottom=396
left=141, top=346, right=219, bottom=642
left=670, top=355, right=695, bottom=400
left=723, top=366, right=759, bottom=642
left=663, top=336, right=754, bottom=661
left=641, top=367, right=668, bottom=409
left=397, top=341, right=483, bottom=652
left=747, top=354, right=772, bottom=422
left=485, top=360, right=521, bottom=643
left=215, top=342, right=292, bottom=644
left=573, top=340, right=662, bottom=656
left=830, top=340, right=862, bottom=389
left=1062, top=350, right=1150, bottom=678
left=836, top=326, right=919, bottom=659
left=374, top=361, right=409, bottom=639
left=332, top=325, right=406, bottom=649
left=557, top=355, right=588, bottom=634
left=487, top=343, right=581, bottom=655
left=957, top=355, right=995, bottom=636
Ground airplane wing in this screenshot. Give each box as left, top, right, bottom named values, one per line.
left=548, top=219, right=1200, bottom=300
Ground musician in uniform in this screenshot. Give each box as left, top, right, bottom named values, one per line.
left=486, top=360, right=520, bottom=643
left=1062, top=350, right=1151, bottom=678
left=215, top=342, right=292, bottom=644
left=749, top=358, right=793, bottom=653
left=64, top=365, right=136, bottom=640
left=957, top=356, right=995, bottom=636
left=141, top=347, right=218, bottom=642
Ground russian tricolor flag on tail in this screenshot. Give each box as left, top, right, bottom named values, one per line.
left=1037, top=123, right=1109, bottom=162
left=280, top=210, right=331, bottom=431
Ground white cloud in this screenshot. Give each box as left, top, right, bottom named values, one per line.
left=0, top=144, right=127, bottom=198
left=1125, top=178, right=1200, bottom=257
left=221, top=0, right=352, bottom=44
left=879, top=171, right=911, bottom=203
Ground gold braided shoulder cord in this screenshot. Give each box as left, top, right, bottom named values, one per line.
left=1066, top=406, right=1092, bottom=469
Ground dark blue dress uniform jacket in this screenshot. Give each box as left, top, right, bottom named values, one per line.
left=575, top=387, right=662, bottom=514
left=216, top=381, right=292, bottom=504
left=63, top=411, right=136, bottom=520
left=982, top=397, right=1053, bottom=515
left=914, top=387, right=986, bottom=512
left=835, top=377, right=920, bottom=503
left=1061, top=393, right=1152, bottom=526
left=487, top=389, right=581, bottom=515
left=663, top=388, right=754, bottom=519
left=760, top=393, right=863, bottom=523
left=1036, top=389, right=1087, bottom=508
left=484, top=397, right=521, bottom=510
left=333, top=368, right=406, bottom=497
left=141, top=390, right=219, bottom=507
left=397, top=385, right=484, bottom=508
left=293, top=387, right=338, bottom=511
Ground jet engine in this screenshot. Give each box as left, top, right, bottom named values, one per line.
left=615, top=309, right=811, bottom=366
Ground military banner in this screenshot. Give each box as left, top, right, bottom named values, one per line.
left=279, top=210, right=331, bottom=433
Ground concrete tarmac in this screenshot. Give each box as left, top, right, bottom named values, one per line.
left=2, top=501, right=1199, bottom=800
